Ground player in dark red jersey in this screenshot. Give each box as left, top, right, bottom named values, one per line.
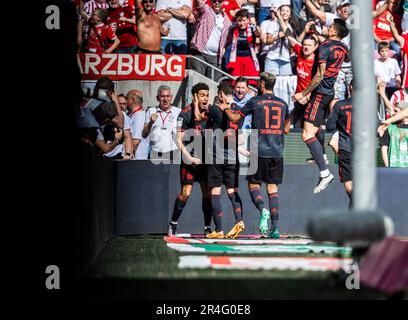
left=326, top=81, right=354, bottom=207
left=293, top=18, right=349, bottom=194
left=205, top=81, right=244, bottom=239
left=222, top=72, right=290, bottom=238
left=168, top=83, right=212, bottom=237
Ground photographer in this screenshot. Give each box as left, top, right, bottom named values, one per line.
left=92, top=101, right=125, bottom=158
left=77, top=76, right=132, bottom=159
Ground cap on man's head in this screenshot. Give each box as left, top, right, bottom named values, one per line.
left=336, top=0, right=350, bottom=8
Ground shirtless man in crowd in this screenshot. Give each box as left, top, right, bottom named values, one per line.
left=133, top=0, right=163, bottom=53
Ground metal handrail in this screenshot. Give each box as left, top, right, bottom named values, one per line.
left=187, top=55, right=259, bottom=93
left=187, top=55, right=259, bottom=83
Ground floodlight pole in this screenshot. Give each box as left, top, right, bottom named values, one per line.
left=351, top=1, right=378, bottom=211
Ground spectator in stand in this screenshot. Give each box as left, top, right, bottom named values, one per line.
left=373, top=0, right=402, bottom=56
left=106, top=0, right=138, bottom=53
left=258, top=0, right=291, bottom=25
left=142, top=86, right=182, bottom=161
left=126, top=90, right=150, bottom=159
left=262, top=5, right=298, bottom=76
left=286, top=23, right=319, bottom=127
left=390, top=14, right=408, bottom=88
left=128, top=0, right=163, bottom=53
left=374, top=42, right=402, bottom=98
left=390, top=87, right=408, bottom=109
left=378, top=100, right=408, bottom=167
left=77, top=0, right=109, bottom=51
left=86, top=8, right=121, bottom=53
left=225, top=9, right=261, bottom=85
left=190, top=0, right=232, bottom=81
left=156, top=0, right=192, bottom=54
left=240, top=0, right=258, bottom=24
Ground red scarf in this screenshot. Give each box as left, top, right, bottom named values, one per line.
left=227, top=24, right=259, bottom=71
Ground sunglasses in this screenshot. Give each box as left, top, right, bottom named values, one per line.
left=212, top=0, right=223, bottom=3
left=142, top=0, right=154, bottom=3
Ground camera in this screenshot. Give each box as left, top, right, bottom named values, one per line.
left=82, top=86, right=111, bottom=102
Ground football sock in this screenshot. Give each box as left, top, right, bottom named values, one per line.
left=249, top=187, right=265, bottom=213
left=202, top=196, right=213, bottom=228
left=228, top=192, right=243, bottom=222
left=211, top=195, right=223, bottom=232
left=268, top=192, right=279, bottom=228
left=171, top=194, right=187, bottom=223
left=316, top=128, right=326, bottom=155
left=306, top=137, right=329, bottom=174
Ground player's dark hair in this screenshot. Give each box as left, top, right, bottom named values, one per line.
left=235, top=9, right=250, bottom=19
left=192, top=83, right=209, bottom=95
left=303, top=34, right=318, bottom=45
left=92, top=101, right=118, bottom=125
left=95, top=76, right=115, bottom=92
left=235, top=77, right=249, bottom=86
left=378, top=41, right=390, bottom=52
left=217, top=81, right=234, bottom=96
left=118, top=93, right=126, bottom=98
left=332, top=18, right=349, bottom=39
left=260, top=72, right=277, bottom=90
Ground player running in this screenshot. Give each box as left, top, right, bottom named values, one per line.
left=293, top=19, right=350, bottom=194
left=167, top=83, right=212, bottom=237
left=221, top=72, right=290, bottom=238
left=326, top=80, right=354, bottom=207
left=205, top=81, right=245, bottom=239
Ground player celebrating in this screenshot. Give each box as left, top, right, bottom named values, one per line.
left=326, top=81, right=354, bottom=207
left=221, top=72, right=290, bottom=238
left=206, top=81, right=245, bottom=239
left=167, top=83, right=212, bottom=237
left=293, top=19, right=350, bottom=194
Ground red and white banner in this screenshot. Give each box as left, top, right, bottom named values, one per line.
left=77, top=53, right=186, bottom=81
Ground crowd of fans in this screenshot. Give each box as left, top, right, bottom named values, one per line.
left=75, top=0, right=408, bottom=168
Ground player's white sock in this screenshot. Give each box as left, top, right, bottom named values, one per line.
left=320, top=169, right=330, bottom=178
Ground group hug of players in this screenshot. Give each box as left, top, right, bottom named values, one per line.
left=168, top=18, right=353, bottom=239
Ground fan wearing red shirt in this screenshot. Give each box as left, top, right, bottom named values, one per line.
left=287, top=30, right=319, bottom=128
left=390, top=16, right=408, bottom=88
left=86, top=8, right=120, bottom=54
left=106, top=0, right=138, bottom=52
left=373, top=0, right=402, bottom=56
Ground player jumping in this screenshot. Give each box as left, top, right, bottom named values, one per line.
left=293, top=19, right=350, bottom=194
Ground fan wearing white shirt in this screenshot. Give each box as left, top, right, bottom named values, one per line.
left=126, top=90, right=149, bottom=159
left=375, top=41, right=402, bottom=98
left=142, top=86, right=182, bottom=161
